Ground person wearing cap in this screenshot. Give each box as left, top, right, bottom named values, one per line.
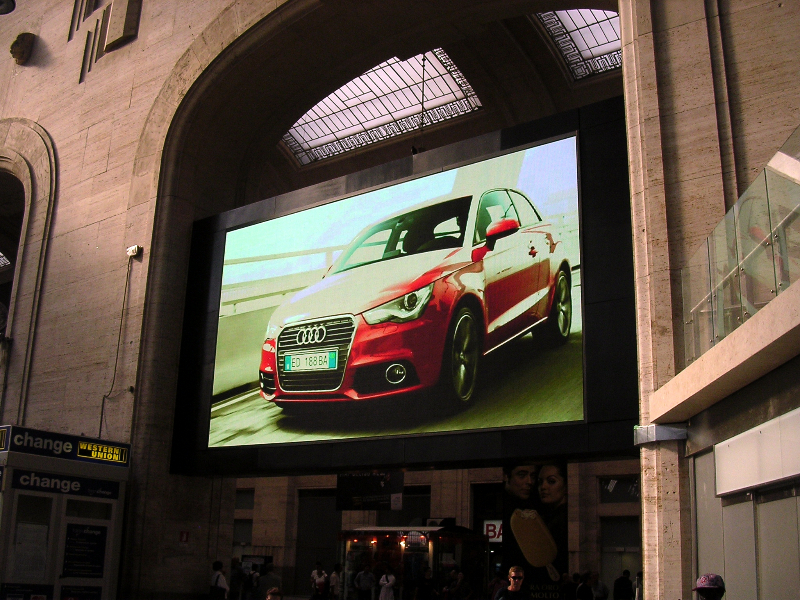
left=693, top=574, right=725, bottom=600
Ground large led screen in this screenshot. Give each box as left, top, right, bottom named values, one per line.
left=208, top=136, right=583, bottom=448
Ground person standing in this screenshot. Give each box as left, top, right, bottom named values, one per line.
left=257, top=563, right=282, bottom=600
left=330, top=564, right=342, bottom=600
left=612, top=570, right=633, bottom=600
left=487, top=569, right=506, bottom=600
left=633, top=572, right=643, bottom=600
left=211, top=561, right=230, bottom=600
left=415, top=567, right=436, bottom=600
left=230, top=558, right=246, bottom=600
left=575, top=573, right=593, bottom=600
left=692, top=574, right=725, bottom=600
left=590, top=572, right=609, bottom=600
left=379, top=566, right=396, bottom=600
left=311, top=562, right=328, bottom=599
left=560, top=572, right=578, bottom=600
left=355, top=564, right=376, bottom=600
left=248, top=567, right=261, bottom=600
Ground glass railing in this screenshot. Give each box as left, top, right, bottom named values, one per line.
left=682, top=124, right=800, bottom=366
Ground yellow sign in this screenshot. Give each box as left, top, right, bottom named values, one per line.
left=0, top=427, right=7, bottom=451
left=77, top=441, right=129, bottom=464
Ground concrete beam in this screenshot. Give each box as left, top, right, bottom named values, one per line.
left=650, top=279, right=800, bottom=423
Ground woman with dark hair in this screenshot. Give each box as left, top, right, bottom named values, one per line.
left=537, top=463, right=569, bottom=580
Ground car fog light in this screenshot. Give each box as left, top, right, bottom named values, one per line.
left=386, top=363, right=407, bottom=385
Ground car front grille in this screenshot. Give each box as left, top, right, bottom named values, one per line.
left=276, top=316, right=356, bottom=392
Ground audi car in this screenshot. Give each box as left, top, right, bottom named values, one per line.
left=258, top=188, right=572, bottom=407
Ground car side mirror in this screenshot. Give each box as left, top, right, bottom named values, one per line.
left=485, top=218, right=520, bottom=250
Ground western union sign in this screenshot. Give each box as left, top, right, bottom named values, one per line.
left=1, top=425, right=130, bottom=467
left=77, top=441, right=129, bottom=464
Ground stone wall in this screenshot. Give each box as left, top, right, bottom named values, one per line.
left=620, top=0, right=800, bottom=597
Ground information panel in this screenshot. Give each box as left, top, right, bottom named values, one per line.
left=62, top=525, right=107, bottom=579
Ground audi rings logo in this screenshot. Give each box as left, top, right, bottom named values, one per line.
left=296, top=324, right=327, bottom=345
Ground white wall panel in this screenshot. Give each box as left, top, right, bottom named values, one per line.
left=716, top=406, right=800, bottom=494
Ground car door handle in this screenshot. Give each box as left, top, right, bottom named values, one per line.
left=528, top=246, right=537, bottom=257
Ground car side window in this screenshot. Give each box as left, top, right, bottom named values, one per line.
left=509, top=190, right=541, bottom=225
left=474, top=190, right=519, bottom=244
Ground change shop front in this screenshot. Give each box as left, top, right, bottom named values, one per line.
left=0, top=426, right=129, bottom=600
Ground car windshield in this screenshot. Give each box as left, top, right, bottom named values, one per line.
left=332, top=196, right=471, bottom=274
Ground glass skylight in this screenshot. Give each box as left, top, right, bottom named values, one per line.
left=537, top=10, right=621, bottom=80
left=282, top=48, right=482, bottom=165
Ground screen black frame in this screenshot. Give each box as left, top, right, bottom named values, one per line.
left=172, top=96, right=638, bottom=476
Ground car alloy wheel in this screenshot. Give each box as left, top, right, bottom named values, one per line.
left=547, top=269, right=572, bottom=344
left=447, top=306, right=480, bottom=402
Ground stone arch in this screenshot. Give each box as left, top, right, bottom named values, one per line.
left=0, top=118, right=57, bottom=425
left=118, top=1, right=622, bottom=593
left=125, top=0, right=580, bottom=451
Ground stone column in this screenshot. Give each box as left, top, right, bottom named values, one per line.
left=619, top=0, right=730, bottom=597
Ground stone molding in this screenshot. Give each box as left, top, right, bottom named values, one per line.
left=0, top=118, right=57, bottom=427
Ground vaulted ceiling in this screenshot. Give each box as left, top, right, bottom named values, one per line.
left=166, top=1, right=622, bottom=215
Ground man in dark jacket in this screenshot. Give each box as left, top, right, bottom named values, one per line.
left=613, top=570, right=633, bottom=600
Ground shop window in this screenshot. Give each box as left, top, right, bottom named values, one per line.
left=236, top=488, right=255, bottom=510
left=13, top=495, right=53, bottom=582
left=599, top=476, right=640, bottom=503
left=66, top=499, right=113, bottom=520
left=234, top=519, right=253, bottom=545
left=376, top=485, right=431, bottom=527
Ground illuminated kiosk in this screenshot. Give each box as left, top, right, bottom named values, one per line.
left=340, top=523, right=489, bottom=600
left=0, top=425, right=130, bottom=600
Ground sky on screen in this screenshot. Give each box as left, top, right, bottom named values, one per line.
left=223, top=137, right=577, bottom=285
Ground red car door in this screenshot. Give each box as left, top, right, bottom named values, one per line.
left=476, top=190, right=542, bottom=351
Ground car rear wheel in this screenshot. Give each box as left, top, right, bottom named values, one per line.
left=546, top=269, right=571, bottom=345
left=443, top=306, right=480, bottom=403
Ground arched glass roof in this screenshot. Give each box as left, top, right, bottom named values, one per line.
left=537, top=10, right=621, bottom=80
left=282, top=48, right=482, bottom=165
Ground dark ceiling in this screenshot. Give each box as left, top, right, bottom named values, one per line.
left=164, top=0, right=621, bottom=218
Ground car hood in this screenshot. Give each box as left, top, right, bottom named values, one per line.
left=269, top=248, right=469, bottom=328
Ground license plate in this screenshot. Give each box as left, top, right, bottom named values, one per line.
left=284, top=349, right=338, bottom=372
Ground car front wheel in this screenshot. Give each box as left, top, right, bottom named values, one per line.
left=443, top=306, right=480, bottom=403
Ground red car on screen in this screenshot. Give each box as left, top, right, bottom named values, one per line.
left=258, top=188, right=572, bottom=407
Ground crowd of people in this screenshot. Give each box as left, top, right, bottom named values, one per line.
left=210, top=559, right=724, bottom=600
left=209, top=558, right=286, bottom=600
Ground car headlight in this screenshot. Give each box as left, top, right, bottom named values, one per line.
left=264, top=322, right=279, bottom=340
left=363, top=283, right=434, bottom=325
